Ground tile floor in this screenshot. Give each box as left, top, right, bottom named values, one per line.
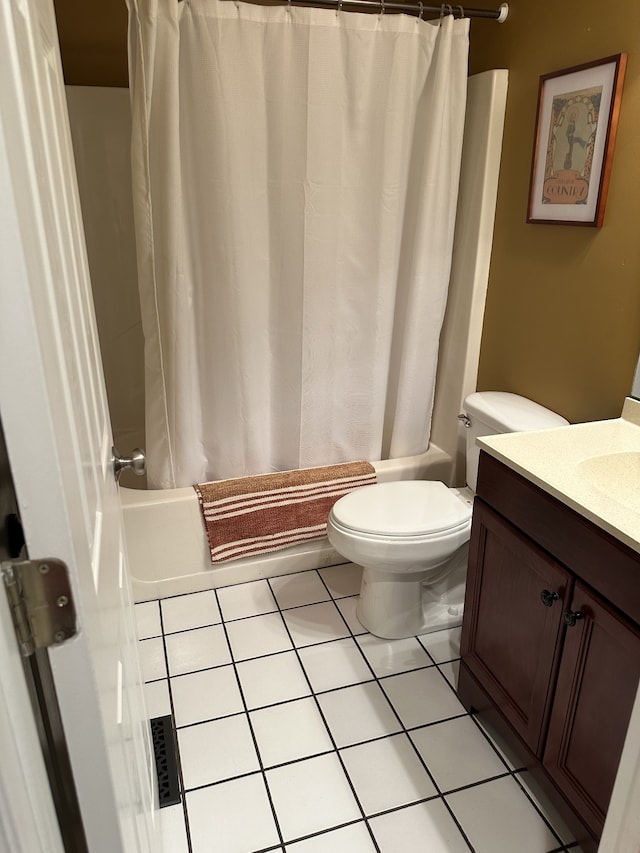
left=136, top=563, right=583, bottom=853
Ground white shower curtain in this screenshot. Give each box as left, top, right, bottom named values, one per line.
left=127, top=0, right=469, bottom=489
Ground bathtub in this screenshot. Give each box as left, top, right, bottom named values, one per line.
left=122, top=444, right=453, bottom=602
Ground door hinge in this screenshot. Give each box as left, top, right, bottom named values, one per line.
left=1, top=559, right=78, bottom=656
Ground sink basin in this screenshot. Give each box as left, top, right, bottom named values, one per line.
left=578, top=452, right=640, bottom=513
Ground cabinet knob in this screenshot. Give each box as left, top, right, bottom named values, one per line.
left=540, top=589, right=560, bottom=607
left=563, top=609, right=584, bottom=627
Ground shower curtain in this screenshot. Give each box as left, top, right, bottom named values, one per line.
left=127, top=0, right=469, bottom=489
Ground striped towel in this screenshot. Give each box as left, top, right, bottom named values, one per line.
left=194, top=461, right=377, bottom=564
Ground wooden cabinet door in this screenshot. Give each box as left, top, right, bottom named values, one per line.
left=544, top=581, right=640, bottom=839
left=461, top=500, right=571, bottom=754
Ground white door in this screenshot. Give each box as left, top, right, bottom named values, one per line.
left=0, top=2, right=158, bottom=852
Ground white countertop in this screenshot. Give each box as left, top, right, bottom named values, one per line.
left=478, top=397, right=640, bottom=555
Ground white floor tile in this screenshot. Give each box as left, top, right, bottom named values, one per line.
left=298, top=638, right=373, bottom=693
left=158, top=803, right=189, bottom=853
left=381, top=668, right=466, bottom=729
left=139, top=577, right=571, bottom=853
left=516, top=770, right=576, bottom=845
left=266, top=753, right=361, bottom=842
left=236, top=650, right=310, bottom=709
left=171, top=665, right=244, bottom=727
left=178, top=714, right=259, bottom=789
left=340, top=733, right=437, bottom=815
left=135, top=601, right=162, bottom=639
left=446, top=775, right=560, bottom=853
left=139, top=637, right=167, bottom=682
left=409, top=716, right=509, bottom=792
left=143, top=679, right=171, bottom=719
left=187, top=773, right=280, bottom=853
left=356, top=634, right=433, bottom=678
left=217, top=579, right=277, bottom=621
left=226, top=612, right=293, bottom=661
left=335, top=597, right=367, bottom=635
left=318, top=564, right=363, bottom=598
left=285, top=821, right=376, bottom=852
left=270, top=571, right=330, bottom=610
left=250, top=697, right=333, bottom=767
left=161, top=590, right=221, bottom=634
left=369, top=799, right=470, bottom=853
left=282, top=601, right=350, bottom=647
left=317, top=682, right=401, bottom=747
left=473, top=714, right=525, bottom=771
left=418, top=626, right=461, bottom=664
left=165, top=625, right=231, bottom=676
left=439, top=659, right=460, bottom=689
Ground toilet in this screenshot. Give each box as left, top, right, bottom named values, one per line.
left=326, top=392, right=569, bottom=639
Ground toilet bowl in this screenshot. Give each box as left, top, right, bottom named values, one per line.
left=327, top=480, right=472, bottom=638
left=326, top=392, right=569, bottom=639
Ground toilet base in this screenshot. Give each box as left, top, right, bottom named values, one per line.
left=357, top=593, right=462, bottom=640
left=355, top=544, right=468, bottom=640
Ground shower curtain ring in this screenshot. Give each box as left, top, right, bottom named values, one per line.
left=418, top=2, right=424, bottom=19
left=379, top=0, right=385, bottom=16
left=337, top=0, right=342, bottom=14
left=457, top=4, right=464, bottom=17
left=439, top=4, right=445, bottom=20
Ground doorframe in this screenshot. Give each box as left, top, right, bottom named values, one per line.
left=0, top=406, right=86, bottom=853
left=0, top=517, right=66, bottom=853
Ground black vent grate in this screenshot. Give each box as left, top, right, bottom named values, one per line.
left=150, top=715, right=181, bottom=808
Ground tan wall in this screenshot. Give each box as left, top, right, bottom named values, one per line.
left=469, top=1, right=640, bottom=423
left=53, top=0, right=128, bottom=87
left=54, top=0, right=640, bottom=425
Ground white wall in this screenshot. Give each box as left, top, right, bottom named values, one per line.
left=431, top=69, right=509, bottom=485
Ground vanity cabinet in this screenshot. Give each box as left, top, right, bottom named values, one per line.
left=458, top=452, right=640, bottom=851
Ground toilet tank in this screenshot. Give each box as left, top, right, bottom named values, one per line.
left=463, top=391, right=569, bottom=492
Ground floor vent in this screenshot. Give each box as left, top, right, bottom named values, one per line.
left=150, top=715, right=181, bottom=808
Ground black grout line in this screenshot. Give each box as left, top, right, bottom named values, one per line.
left=266, top=573, right=383, bottom=853
left=148, top=592, right=368, bottom=641
left=181, top=766, right=267, bottom=795
left=510, top=770, right=569, bottom=849
left=162, top=621, right=224, bottom=636
left=470, top=711, right=526, bottom=772
left=212, top=586, right=287, bottom=850
left=143, top=560, right=354, bottom=606
left=312, top=568, right=478, bottom=852
left=174, top=691, right=311, bottom=729
left=143, top=565, right=576, bottom=852
left=406, top=660, right=567, bottom=848
left=466, top=709, right=571, bottom=846
left=355, top=676, right=474, bottom=843
left=274, top=817, right=370, bottom=848
left=398, top=638, right=568, bottom=850
left=157, top=600, right=194, bottom=853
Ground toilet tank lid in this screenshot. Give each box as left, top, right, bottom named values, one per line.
left=464, top=391, right=569, bottom=433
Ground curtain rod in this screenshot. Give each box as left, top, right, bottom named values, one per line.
left=218, top=1, right=509, bottom=22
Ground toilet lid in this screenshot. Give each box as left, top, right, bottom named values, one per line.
left=330, top=481, right=471, bottom=537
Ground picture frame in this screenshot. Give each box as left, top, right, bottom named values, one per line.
left=527, top=53, right=627, bottom=227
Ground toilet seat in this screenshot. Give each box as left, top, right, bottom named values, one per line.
left=329, top=481, right=471, bottom=538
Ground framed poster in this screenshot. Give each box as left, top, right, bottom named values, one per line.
left=527, top=54, right=627, bottom=227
